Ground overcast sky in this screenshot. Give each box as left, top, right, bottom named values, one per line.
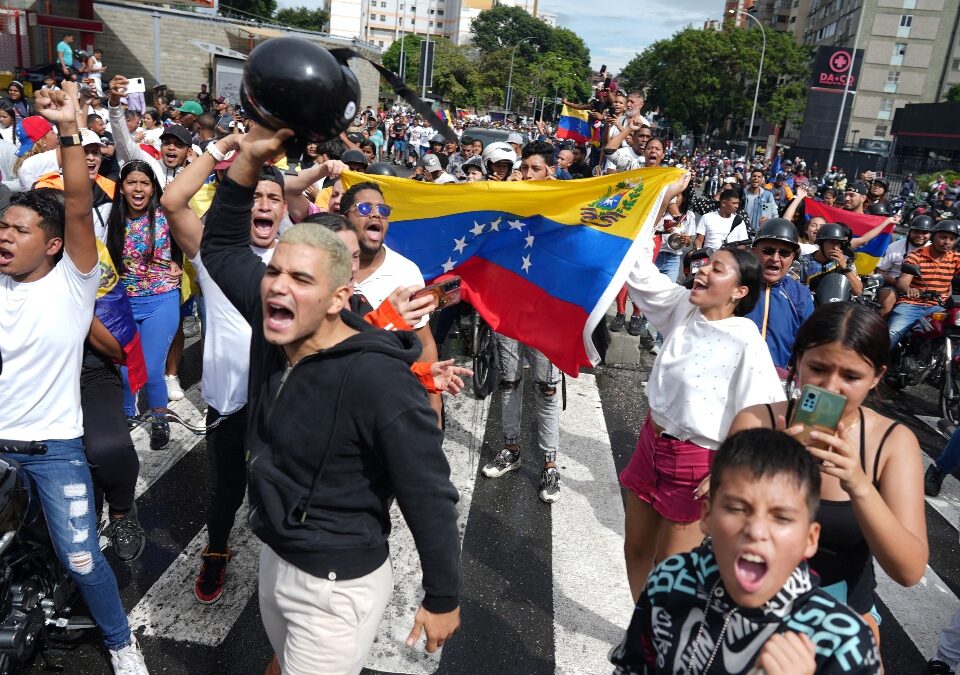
left=537, top=0, right=720, bottom=74
left=276, top=0, right=721, bottom=73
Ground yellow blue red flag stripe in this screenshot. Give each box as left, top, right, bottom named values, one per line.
left=342, top=167, right=682, bottom=375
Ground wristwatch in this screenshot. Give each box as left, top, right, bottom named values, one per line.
left=59, top=134, right=83, bottom=147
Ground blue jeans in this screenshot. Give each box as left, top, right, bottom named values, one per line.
left=2, top=439, right=131, bottom=648
left=888, top=302, right=940, bottom=351
left=122, top=289, right=180, bottom=415
left=654, top=250, right=682, bottom=284
left=936, top=425, right=960, bottom=473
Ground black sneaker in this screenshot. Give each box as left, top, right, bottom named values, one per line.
left=126, top=415, right=141, bottom=430
left=194, top=547, right=233, bottom=605
left=925, top=464, right=948, bottom=497
left=609, top=313, right=626, bottom=332
left=482, top=448, right=520, bottom=478
left=150, top=417, right=170, bottom=450
left=628, top=315, right=644, bottom=336
left=102, top=505, right=146, bottom=563
left=926, top=659, right=955, bottom=675
left=539, top=467, right=561, bottom=503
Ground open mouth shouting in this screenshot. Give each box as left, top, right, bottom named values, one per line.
left=253, top=217, right=275, bottom=240
left=691, top=275, right=709, bottom=294
left=0, top=246, right=13, bottom=266
left=734, top=551, right=768, bottom=594
left=364, top=221, right=384, bottom=244
left=129, top=193, right=147, bottom=210
left=265, top=299, right=295, bottom=333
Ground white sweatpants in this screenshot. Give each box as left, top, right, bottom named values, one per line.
left=258, top=545, right=393, bottom=675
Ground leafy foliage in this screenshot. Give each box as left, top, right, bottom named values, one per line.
left=618, top=27, right=812, bottom=137
left=222, top=0, right=278, bottom=19
left=274, top=6, right=329, bottom=32
left=382, top=35, right=479, bottom=106
left=944, top=83, right=960, bottom=103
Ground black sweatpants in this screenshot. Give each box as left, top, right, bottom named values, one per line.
left=205, top=405, right=248, bottom=553
left=80, top=364, right=140, bottom=516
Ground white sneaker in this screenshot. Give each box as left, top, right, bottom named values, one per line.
left=164, top=375, right=184, bottom=402
left=109, top=635, right=149, bottom=674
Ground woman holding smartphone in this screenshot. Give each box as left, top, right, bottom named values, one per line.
left=727, top=302, right=928, bottom=647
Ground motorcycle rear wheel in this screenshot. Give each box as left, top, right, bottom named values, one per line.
left=941, top=359, right=960, bottom=427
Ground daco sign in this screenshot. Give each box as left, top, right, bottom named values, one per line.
left=812, top=46, right=863, bottom=93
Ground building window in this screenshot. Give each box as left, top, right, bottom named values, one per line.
left=429, top=20, right=433, bottom=26
left=410, top=18, right=415, bottom=24
left=903, top=0, right=916, bottom=8
left=381, top=1, right=386, bottom=6
left=884, top=69, right=900, bottom=93
left=953, top=57, right=960, bottom=71
left=437, top=21, right=443, bottom=28
left=437, top=9, right=444, bottom=15
left=874, top=123, right=889, bottom=138
left=900, top=14, right=912, bottom=27
left=378, top=40, right=384, bottom=46
left=895, top=43, right=907, bottom=56
left=878, top=97, right=894, bottom=120
left=380, top=14, right=386, bottom=21
left=429, top=8, right=434, bottom=13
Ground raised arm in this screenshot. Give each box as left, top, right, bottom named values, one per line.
left=105, top=75, right=161, bottom=173
left=162, top=134, right=240, bottom=259
left=35, top=83, right=96, bottom=273
left=201, top=123, right=293, bottom=320
left=852, top=214, right=900, bottom=250
left=283, top=159, right=347, bottom=223
left=782, top=184, right=808, bottom=223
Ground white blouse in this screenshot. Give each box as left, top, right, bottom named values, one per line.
left=626, top=233, right=784, bottom=449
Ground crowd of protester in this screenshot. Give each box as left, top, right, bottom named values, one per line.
left=3, top=45, right=960, bottom=674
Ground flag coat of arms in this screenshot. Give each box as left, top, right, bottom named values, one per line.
left=803, top=200, right=894, bottom=275
left=342, top=167, right=682, bottom=375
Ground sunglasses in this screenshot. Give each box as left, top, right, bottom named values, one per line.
left=758, top=246, right=795, bottom=258
left=352, top=202, right=392, bottom=218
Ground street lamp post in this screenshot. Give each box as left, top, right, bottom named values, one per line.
left=506, top=36, right=536, bottom=113
left=728, top=9, right=766, bottom=155
left=826, top=1, right=867, bottom=171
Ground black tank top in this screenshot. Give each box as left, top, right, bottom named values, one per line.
left=766, top=402, right=899, bottom=613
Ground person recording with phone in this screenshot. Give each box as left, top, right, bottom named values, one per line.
left=727, top=302, right=928, bottom=649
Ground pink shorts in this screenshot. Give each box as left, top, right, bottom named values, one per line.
left=620, top=417, right=714, bottom=523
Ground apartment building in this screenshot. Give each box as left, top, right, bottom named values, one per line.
left=325, top=0, right=556, bottom=50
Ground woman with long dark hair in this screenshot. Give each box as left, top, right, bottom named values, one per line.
left=729, top=302, right=928, bottom=648
left=3, top=80, right=32, bottom=119
left=106, top=159, right=182, bottom=449
left=620, top=173, right=785, bottom=602
left=0, top=100, right=18, bottom=146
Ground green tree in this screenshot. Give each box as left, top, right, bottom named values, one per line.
left=945, top=83, right=960, bottom=103
left=469, top=5, right=552, bottom=60
left=382, top=36, right=479, bottom=106
left=274, top=6, right=329, bottom=31
left=222, top=0, right=277, bottom=19
left=618, top=26, right=810, bottom=138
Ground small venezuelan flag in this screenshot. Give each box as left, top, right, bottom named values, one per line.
left=804, top=200, right=894, bottom=276
left=556, top=105, right=592, bottom=146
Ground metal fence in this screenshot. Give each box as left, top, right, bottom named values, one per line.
left=0, top=8, right=29, bottom=72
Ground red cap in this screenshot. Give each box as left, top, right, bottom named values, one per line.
left=22, top=115, right=52, bottom=142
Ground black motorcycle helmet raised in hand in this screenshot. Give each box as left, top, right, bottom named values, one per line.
left=240, top=37, right=360, bottom=143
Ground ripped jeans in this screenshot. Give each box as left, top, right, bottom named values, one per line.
left=2, top=438, right=131, bottom=649
left=495, top=334, right=560, bottom=464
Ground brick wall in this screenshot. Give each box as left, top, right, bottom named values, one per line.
left=31, top=1, right=381, bottom=111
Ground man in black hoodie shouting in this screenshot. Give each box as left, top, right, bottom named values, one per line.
left=201, top=124, right=462, bottom=673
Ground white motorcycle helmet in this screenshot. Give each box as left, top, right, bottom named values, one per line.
left=481, top=142, right=518, bottom=180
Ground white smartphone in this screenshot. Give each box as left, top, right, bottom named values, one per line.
left=126, top=77, right=146, bottom=94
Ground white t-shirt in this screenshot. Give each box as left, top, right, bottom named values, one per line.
left=18, top=149, right=60, bottom=191
left=192, top=246, right=274, bottom=415
left=626, top=235, right=783, bottom=449
left=0, top=253, right=100, bottom=441
left=356, top=245, right=427, bottom=329
left=697, top=210, right=743, bottom=251
left=605, top=146, right=644, bottom=173
left=876, top=237, right=928, bottom=277
left=659, top=211, right=699, bottom=257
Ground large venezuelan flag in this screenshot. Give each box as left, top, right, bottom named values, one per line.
left=342, top=167, right=682, bottom=375
left=556, top=105, right=592, bottom=146
left=804, top=200, right=894, bottom=275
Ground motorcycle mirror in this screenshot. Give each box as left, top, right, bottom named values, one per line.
left=901, top=263, right=922, bottom=278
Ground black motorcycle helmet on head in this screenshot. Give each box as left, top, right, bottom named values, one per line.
left=933, top=219, right=960, bottom=237
left=752, top=218, right=800, bottom=250
left=866, top=202, right=890, bottom=216
left=815, top=223, right=847, bottom=243
left=240, top=37, right=360, bottom=144
left=909, top=214, right=935, bottom=232
left=366, top=162, right=399, bottom=177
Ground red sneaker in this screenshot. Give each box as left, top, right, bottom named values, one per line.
left=194, top=547, right=233, bottom=605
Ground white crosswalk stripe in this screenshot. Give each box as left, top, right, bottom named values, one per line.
left=103, top=372, right=960, bottom=672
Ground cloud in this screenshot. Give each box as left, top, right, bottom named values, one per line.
left=539, top=0, right=719, bottom=72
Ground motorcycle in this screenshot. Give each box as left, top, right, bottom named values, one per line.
left=0, top=441, right=95, bottom=674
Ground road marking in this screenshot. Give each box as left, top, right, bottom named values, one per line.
left=127, top=500, right=261, bottom=646
left=875, top=561, right=957, bottom=659
left=552, top=373, right=632, bottom=675
left=365, top=386, right=492, bottom=674
left=130, top=393, right=206, bottom=499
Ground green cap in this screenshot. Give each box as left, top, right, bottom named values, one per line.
left=177, top=100, right=203, bottom=116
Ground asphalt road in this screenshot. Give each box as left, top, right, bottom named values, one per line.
left=18, top=334, right=960, bottom=675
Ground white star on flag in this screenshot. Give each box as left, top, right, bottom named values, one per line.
left=521, top=254, right=532, bottom=273
left=453, top=236, right=467, bottom=254
left=489, top=217, right=501, bottom=231
left=508, top=219, right=525, bottom=231
left=470, top=221, right=485, bottom=236
left=441, top=258, right=456, bottom=273
left=524, top=234, right=535, bottom=248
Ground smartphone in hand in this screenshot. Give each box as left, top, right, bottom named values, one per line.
left=789, top=385, right=847, bottom=448
left=411, top=276, right=461, bottom=310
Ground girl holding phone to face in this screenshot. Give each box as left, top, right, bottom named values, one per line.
left=727, top=302, right=928, bottom=648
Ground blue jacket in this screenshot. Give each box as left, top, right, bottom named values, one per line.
left=745, top=275, right=814, bottom=370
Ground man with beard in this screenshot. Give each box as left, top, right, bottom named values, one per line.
left=340, top=181, right=443, bottom=420
left=605, top=124, right=650, bottom=174
left=744, top=218, right=814, bottom=373
left=743, top=169, right=777, bottom=234
left=604, top=91, right=649, bottom=151
left=843, top=182, right=869, bottom=214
